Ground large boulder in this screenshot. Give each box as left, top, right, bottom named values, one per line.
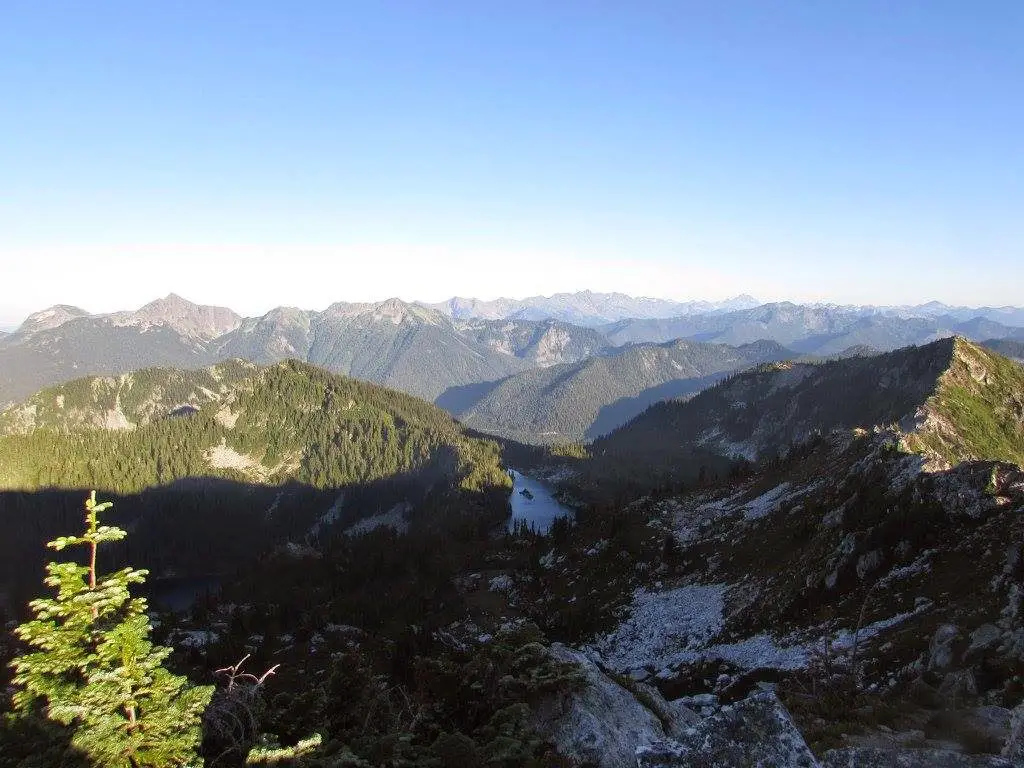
left=822, top=748, right=1015, bottom=767
left=965, top=624, right=1002, bottom=662
left=963, top=705, right=1013, bottom=751
left=1004, top=701, right=1024, bottom=763
left=635, top=690, right=819, bottom=768
left=929, top=624, right=962, bottom=672
left=531, top=644, right=697, bottom=768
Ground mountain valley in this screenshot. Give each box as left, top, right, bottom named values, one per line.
left=453, top=338, right=794, bottom=443
left=2, top=293, right=1024, bottom=767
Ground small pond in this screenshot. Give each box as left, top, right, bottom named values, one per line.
left=508, top=469, right=575, bottom=534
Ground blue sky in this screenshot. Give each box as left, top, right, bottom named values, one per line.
left=1, top=1, right=1022, bottom=323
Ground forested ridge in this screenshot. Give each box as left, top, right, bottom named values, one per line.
left=0, top=359, right=509, bottom=494
left=455, top=338, right=792, bottom=443
left=0, top=360, right=513, bottom=631
left=592, top=339, right=959, bottom=462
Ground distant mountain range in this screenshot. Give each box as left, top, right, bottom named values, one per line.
left=427, top=291, right=762, bottom=326
left=601, top=302, right=1024, bottom=351
left=0, top=296, right=528, bottom=406
left=2, top=292, right=1022, bottom=445
left=980, top=338, right=1024, bottom=361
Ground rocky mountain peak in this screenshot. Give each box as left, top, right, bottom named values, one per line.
left=325, top=298, right=445, bottom=326
left=261, top=306, right=310, bottom=324
left=374, top=297, right=418, bottom=322
left=110, top=294, right=241, bottom=340
left=14, top=304, right=90, bottom=336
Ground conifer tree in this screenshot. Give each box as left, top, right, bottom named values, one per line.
left=10, top=491, right=213, bottom=767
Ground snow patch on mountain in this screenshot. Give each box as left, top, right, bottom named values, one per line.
left=593, top=584, right=727, bottom=673
left=308, top=493, right=346, bottom=540
left=593, top=583, right=810, bottom=676
left=345, top=502, right=412, bottom=536
left=696, top=427, right=758, bottom=461
left=741, top=483, right=793, bottom=521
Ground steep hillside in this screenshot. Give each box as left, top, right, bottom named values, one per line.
left=214, top=300, right=535, bottom=401
left=0, top=358, right=258, bottom=435
left=950, top=316, right=1023, bottom=341
left=590, top=338, right=1024, bottom=490
left=982, top=338, right=1024, bottom=361
left=456, top=318, right=611, bottom=368
left=801, top=315, right=953, bottom=355
left=902, top=338, right=1024, bottom=467
left=0, top=359, right=510, bottom=494
left=211, top=306, right=314, bottom=363
left=532, top=429, right=1024, bottom=757
left=305, top=299, right=530, bottom=401
left=595, top=339, right=953, bottom=462
left=455, top=339, right=793, bottom=443
left=0, top=318, right=213, bottom=406
left=4, top=295, right=1022, bottom=412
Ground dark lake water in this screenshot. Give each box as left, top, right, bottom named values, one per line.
left=508, top=470, right=575, bottom=534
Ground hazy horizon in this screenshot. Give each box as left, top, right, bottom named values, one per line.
left=5, top=288, right=1024, bottom=333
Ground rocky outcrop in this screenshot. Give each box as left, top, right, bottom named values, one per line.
left=531, top=644, right=696, bottom=768
left=821, top=748, right=1016, bottom=767
left=635, top=691, right=819, bottom=768
left=1004, top=701, right=1024, bottom=762
left=111, top=293, right=241, bottom=340
left=537, top=647, right=1020, bottom=768
left=928, top=624, right=962, bottom=672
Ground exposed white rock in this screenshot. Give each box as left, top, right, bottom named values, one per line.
left=214, top=404, right=240, bottom=428
left=966, top=623, right=1002, bottom=659
left=636, top=690, right=819, bottom=768
left=594, top=585, right=727, bottom=675
left=488, top=574, right=514, bottom=593
left=532, top=326, right=572, bottom=367
left=928, top=623, right=961, bottom=672
left=108, top=293, right=240, bottom=340
left=307, top=492, right=345, bottom=539
left=742, top=482, right=792, bottom=521
left=531, top=644, right=695, bottom=768
left=205, top=440, right=268, bottom=480
left=344, top=502, right=411, bottom=536
left=595, top=583, right=810, bottom=678
left=822, top=747, right=1015, bottom=767
left=171, top=629, right=219, bottom=649
left=1004, top=701, right=1024, bottom=763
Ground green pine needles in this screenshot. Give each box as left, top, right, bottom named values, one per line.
left=10, top=491, right=213, bottom=767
